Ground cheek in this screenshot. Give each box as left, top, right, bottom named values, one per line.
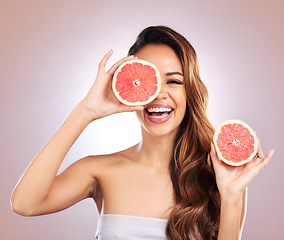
left=176, top=91, right=187, bottom=113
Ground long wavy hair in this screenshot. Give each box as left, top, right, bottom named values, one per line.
left=128, top=26, right=220, bottom=240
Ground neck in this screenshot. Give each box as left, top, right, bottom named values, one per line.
left=134, top=128, right=177, bottom=171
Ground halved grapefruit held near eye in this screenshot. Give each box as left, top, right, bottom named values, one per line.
left=213, top=119, right=258, bottom=166
left=112, top=59, right=161, bottom=106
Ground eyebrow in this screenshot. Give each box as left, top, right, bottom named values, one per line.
left=166, top=72, right=183, bottom=76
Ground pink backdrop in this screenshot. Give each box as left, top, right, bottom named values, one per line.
left=1, top=0, right=283, bottom=239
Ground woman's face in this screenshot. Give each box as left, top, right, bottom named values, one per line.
left=135, top=44, right=187, bottom=137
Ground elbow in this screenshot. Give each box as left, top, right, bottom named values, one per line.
left=10, top=194, right=34, bottom=217
left=11, top=204, right=32, bottom=217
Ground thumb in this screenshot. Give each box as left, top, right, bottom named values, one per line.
left=118, top=105, right=144, bottom=113
left=210, top=142, right=223, bottom=170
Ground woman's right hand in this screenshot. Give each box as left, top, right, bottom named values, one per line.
left=11, top=50, right=144, bottom=216
left=79, top=49, right=143, bottom=121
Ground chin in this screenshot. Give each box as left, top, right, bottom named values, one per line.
left=136, top=110, right=182, bottom=138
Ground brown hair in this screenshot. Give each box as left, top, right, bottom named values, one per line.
left=128, top=26, right=220, bottom=240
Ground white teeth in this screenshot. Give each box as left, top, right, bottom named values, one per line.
left=147, top=107, right=172, bottom=113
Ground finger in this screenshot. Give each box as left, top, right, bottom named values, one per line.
left=118, top=105, right=144, bottom=113
left=261, top=149, right=275, bottom=167
left=210, top=142, right=222, bottom=168
left=97, top=49, right=114, bottom=74
left=254, top=148, right=275, bottom=173
left=256, top=138, right=264, bottom=159
left=210, top=142, right=219, bottom=159
left=107, top=55, right=136, bottom=76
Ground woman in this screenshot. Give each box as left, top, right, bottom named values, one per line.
left=11, top=26, right=274, bottom=240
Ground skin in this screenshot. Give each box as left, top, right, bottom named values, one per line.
left=11, top=44, right=274, bottom=239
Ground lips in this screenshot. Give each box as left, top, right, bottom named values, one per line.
left=144, top=104, right=174, bottom=123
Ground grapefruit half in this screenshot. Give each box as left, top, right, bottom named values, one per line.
left=213, top=119, right=258, bottom=166
left=112, top=59, right=161, bottom=106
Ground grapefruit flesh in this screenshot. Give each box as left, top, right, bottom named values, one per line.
left=112, top=59, right=161, bottom=106
left=213, top=119, right=258, bottom=166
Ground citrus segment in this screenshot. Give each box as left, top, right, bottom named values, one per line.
left=213, top=119, right=258, bottom=166
left=112, top=59, right=161, bottom=106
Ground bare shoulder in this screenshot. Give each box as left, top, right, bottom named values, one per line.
left=75, top=144, right=138, bottom=177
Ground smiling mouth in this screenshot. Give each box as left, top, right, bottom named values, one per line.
left=144, top=105, right=174, bottom=123
left=146, top=107, right=173, bottom=118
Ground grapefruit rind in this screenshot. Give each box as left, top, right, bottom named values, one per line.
left=213, top=119, right=258, bottom=166
left=112, top=59, right=161, bottom=106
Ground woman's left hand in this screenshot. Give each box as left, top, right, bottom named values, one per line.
left=210, top=140, right=274, bottom=199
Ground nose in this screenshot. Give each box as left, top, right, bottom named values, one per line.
left=155, top=83, right=168, bottom=100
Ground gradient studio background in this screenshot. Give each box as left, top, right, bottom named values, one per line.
left=1, top=0, right=283, bottom=239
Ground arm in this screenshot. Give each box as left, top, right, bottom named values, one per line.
left=11, top=50, right=142, bottom=216
left=218, top=188, right=247, bottom=240
left=11, top=105, right=92, bottom=216
left=210, top=141, right=274, bottom=240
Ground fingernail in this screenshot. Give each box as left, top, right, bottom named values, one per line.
left=272, top=149, right=275, bottom=154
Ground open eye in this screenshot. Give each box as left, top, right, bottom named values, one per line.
left=167, top=79, right=183, bottom=85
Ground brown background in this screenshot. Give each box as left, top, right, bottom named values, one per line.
left=1, top=0, right=283, bottom=239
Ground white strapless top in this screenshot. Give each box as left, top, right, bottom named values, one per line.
left=95, top=214, right=168, bottom=240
